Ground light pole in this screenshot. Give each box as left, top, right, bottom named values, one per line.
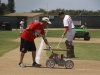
left=47, top=3, right=48, bottom=16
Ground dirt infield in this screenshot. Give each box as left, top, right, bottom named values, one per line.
left=0, top=38, right=100, bottom=75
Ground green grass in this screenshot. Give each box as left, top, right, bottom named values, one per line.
left=89, top=30, right=100, bottom=38
left=46, top=30, right=64, bottom=37
left=46, top=29, right=100, bottom=60
left=46, top=42, right=100, bottom=61
left=46, top=30, right=100, bottom=38
left=0, top=30, right=20, bottom=56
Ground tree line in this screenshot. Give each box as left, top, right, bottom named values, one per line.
left=31, top=8, right=100, bottom=16
left=0, top=0, right=15, bottom=15
left=0, top=0, right=100, bottom=16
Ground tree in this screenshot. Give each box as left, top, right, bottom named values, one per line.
left=31, top=8, right=100, bottom=16
left=4, top=4, right=11, bottom=15
left=8, top=0, right=15, bottom=13
left=31, top=8, right=47, bottom=15
left=0, top=0, right=16, bottom=15
left=0, top=3, right=6, bottom=15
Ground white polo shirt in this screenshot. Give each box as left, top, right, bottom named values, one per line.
left=63, top=15, right=75, bottom=35
left=20, top=21, right=24, bottom=27
left=20, top=21, right=24, bottom=33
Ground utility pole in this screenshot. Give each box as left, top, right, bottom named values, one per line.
left=47, top=3, right=48, bottom=16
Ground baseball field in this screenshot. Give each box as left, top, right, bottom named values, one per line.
left=0, top=29, right=100, bottom=75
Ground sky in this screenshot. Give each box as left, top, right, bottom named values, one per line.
left=1, top=0, right=100, bottom=12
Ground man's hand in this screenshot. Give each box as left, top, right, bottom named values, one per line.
left=62, top=35, right=64, bottom=39
left=48, top=45, right=52, bottom=49
left=62, top=29, right=67, bottom=39
left=34, top=32, right=40, bottom=37
left=42, top=35, right=51, bottom=49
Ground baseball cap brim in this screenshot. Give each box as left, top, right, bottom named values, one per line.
left=47, top=21, right=52, bottom=24
left=42, top=17, right=52, bottom=24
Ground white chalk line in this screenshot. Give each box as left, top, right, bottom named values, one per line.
left=35, top=39, right=44, bottom=64
left=35, top=27, right=48, bottom=63
left=36, top=28, right=48, bottom=64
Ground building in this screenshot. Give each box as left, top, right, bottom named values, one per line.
left=0, top=12, right=44, bottom=29
left=5, top=12, right=44, bottom=25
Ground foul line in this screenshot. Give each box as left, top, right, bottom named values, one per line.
left=36, top=28, right=48, bottom=64
left=35, top=39, right=44, bottom=64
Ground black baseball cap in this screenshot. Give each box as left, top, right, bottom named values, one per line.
left=58, top=11, right=64, bottom=16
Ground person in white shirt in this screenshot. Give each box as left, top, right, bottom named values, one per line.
left=80, top=23, right=87, bottom=29
left=58, top=11, right=75, bottom=58
left=20, top=19, right=25, bottom=35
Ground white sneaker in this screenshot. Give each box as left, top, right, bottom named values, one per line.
left=19, top=62, right=26, bottom=68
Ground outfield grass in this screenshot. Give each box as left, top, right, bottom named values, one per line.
left=46, top=29, right=100, bottom=61
left=0, top=30, right=20, bottom=56
left=46, top=30, right=64, bottom=37
left=89, top=30, right=100, bottom=38
left=46, top=30, right=100, bottom=38
left=46, top=42, right=100, bottom=61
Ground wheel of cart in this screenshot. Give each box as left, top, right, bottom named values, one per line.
left=46, top=59, right=55, bottom=68
left=65, top=60, right=74, bottom=69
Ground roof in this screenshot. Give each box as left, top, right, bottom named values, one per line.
left=4, top=12, right=44, bottom=17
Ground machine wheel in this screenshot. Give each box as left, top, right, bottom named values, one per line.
left=84, top=35, right=90, bottom=41
left=65, top=60, right=74, bottom=69
left=46, top=59, right=55, bottom=68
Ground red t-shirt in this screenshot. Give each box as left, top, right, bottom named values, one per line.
left=21, top=22, right=45, bottom=42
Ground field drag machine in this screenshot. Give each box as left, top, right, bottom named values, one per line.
left=44, top=48, right=74, bottom=69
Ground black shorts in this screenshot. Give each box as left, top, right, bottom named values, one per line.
left=20, top=38, right=36, bottom=53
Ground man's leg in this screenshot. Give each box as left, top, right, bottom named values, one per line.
left=32, top=51, right=41, bottom=67
left=65, top=40, right=75, bottom=58
left=66, top=34, right=75, bottom=58
left=29, top=41, right=41, bottom=67
left=19, top=38, right=27, bottom=68
left=32, top=51, right=36, bottom=63
left=20, top=52, right=25, bottom=63
left=19, top=52, right=26, bottom=68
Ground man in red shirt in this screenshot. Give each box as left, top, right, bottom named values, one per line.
left=19, top=17, right=52, bottom=68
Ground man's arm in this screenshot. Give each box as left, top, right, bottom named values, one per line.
left=41, top=35, right=49, bottom=45
left=62, top=26, right=69, bottom=38
left=40, top=34, right=51, bottom=48
left=62, top=30, right=67, bottom=38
